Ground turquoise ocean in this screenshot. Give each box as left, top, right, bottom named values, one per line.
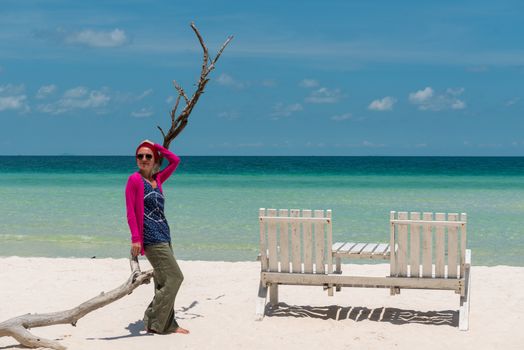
left=0, top=156, right=523, bottom=266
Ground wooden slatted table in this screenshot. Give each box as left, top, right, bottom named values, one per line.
left=333, top=242, right=391, bottom=259
left=332, top=241, right=391, bottom=274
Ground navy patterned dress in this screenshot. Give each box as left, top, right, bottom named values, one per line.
left=142, top=178, right=171, bottom=246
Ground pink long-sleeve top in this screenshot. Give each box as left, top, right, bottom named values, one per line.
left=125, top=144, right=180, bottom=255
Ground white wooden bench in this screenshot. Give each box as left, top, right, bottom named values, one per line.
left=256, top=209, right=472, bottom=331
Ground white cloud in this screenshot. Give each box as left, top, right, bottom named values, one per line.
left=0, top=84, right=25, bottom=95
left=368, top=96, right=396, bottom=111
left=131, top=107, right=154, bottom=118
left=270, top=103, right=303, bottom=118
left=0, top=84, right=29, bottom=112
left=299, top=79, right=319, bottom=88
left=38, top=86, right=110, bottom=114
left=409, top=87, right=434, bottom=104
left=65, top=28, right=128, bottom=48
left=216, top=73, right=244, bottom=89
left=409, top=86, right=466, bottom=111
left=305, top=87, right=342, bottom=104
left=0, top=95, right=28, bottom=112
left=64, top=86, right=88, bottom=98
left=137, top=89, right=153, bottom=100
left=36, top=84, right=57, bottom=99
left=451, top=100, right=466, bottom=110
left=218, top=111, right=239, bottom=120
left=330, top=113, right=353, bottom=121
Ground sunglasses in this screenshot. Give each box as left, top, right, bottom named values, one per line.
left=136, top=153, right=153, bottom=160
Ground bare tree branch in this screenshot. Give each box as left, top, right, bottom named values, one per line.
left=157, top=22, right=233, bottom=158
left=171, top=94, right=181, bottom=124
left=210, top=35, right=234, bottom=72
left=173, top=80, right=190, bottom=104
left=157, top=126, right=166, bottom=139
left=190, top=22, right=209, bottom=80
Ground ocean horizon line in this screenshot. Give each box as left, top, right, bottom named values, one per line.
left=1, top=154, right=524, bottom=158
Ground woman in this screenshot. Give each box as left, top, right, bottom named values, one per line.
left=125, top=139, right=189, bottom=335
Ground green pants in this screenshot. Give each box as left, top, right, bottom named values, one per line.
left=143, top=243, right=184, bottom=333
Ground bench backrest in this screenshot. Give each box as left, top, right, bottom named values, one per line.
left=390, top=211, right=467, bottom=279
left=259, top=208, right=333, bottom=274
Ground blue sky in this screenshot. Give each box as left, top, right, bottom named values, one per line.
left=0, top=0, right=523, bottom=156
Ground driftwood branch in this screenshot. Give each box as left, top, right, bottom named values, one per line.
left=158, top=22, right=233, bottom=157
left=0, top=259, right=153, bottom=350
left=172, top=80, right=190, bottom=105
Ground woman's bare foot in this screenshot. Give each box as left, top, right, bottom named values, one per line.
left=174, top=327, right=190, bottom=334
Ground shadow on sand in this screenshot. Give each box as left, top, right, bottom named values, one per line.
left=88, top=300, right=202, bottom=341
left=266, top=303, right=458, bottom=327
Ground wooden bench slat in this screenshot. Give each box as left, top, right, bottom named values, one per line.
left=447, top=213, right=459, bottom=278
left=349, top=243, right=367, bottom=254
left=267, top=209, right=278, bottom=272
left=303, top=209, right=313, bottom=273
left=373, top=243, right=389, bottom=255
left=279, top=209, right=290, bottom=273
left=314, top=209, right=325, bottom=274
left=339, top=242, right=356, bottom=254
left=361, top=243, right=378, bottom=254
left=332, top=242, right=346, bottom=252
left=260, top=216, right=330, bottom=223
left=290, top=209, right=301, bottom=273
left=435, top=212, right=446, bottom=278
left=326, top=210, right=333, bottom=274
left=391, top=219, right=466, bottom=226
left=397, top=212, right=409, bottom=277
left=409, top=212, right=421, bottom=278
left=422, top=212, right=433, bottom=277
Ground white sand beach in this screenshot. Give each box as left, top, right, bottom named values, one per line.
left=0, top=257, right=523, bottom=350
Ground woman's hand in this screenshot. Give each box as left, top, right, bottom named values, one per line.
left=131, top=242, right=141, bottom=257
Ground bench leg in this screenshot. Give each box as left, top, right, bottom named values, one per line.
left=335, top=257, right=342, bottom=274
left=390, top=287, right=400, bottom=295
left=335, top=257, right=342, bottom=291
left=269, top=283, right=279, bottom=305
left=323, top=284, right=334, bottom=296
left=255, top=280, right=268, bottom=321
left=459, top=252, right=472, bottom=331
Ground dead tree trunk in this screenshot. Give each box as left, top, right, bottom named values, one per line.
left=0, top=261, right=152, bottom=350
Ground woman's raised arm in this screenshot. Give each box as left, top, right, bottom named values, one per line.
left=154, top=143, right=181, bottom=184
